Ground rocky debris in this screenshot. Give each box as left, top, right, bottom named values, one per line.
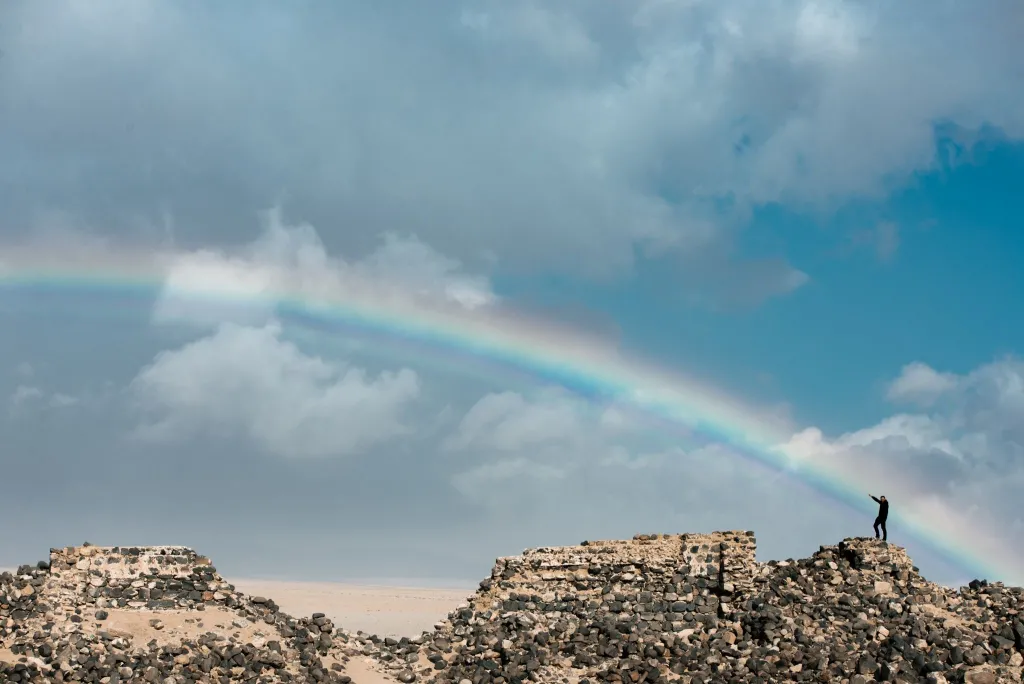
left=332, top=631, right=432, bottom=683
left=47, top=545, right=245, bottom=612
left=0, top=545, right=357, bottom=683
left=0, top=563, right=47, bottom=645
left=402, top=533, right=1022, bottom=684
left=2, top=534, right=1022, bottom=684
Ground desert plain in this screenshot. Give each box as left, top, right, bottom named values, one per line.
left=229, top=578, right=475, bottom=683
left=228, top=579, right=472, bottom=639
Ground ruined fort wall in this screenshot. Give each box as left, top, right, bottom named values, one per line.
left=461, top=530, right=760, bottom=640
left=49, top=545, right=210, bottom=578
left=429, top=531, right=762, bottom=682
left=46, top=545, right=244, bottom=611
left=485, top=531, right=757, bottom=595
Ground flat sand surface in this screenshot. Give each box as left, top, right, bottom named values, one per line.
left=229, top=579, right=473, bottom=638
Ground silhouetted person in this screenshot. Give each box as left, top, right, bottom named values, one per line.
left=869, top=494, right=888, bottom=541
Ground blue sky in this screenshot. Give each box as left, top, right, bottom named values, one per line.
left=2, top=0, right=1023, bottom=587
left=495, top=137, right=1024, bottom=435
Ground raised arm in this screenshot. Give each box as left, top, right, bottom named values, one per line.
left=869, top=494, right=881, bottom=503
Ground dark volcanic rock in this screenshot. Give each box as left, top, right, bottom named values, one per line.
left=409, top=533, right=1023, bottom=684
left=2, top=535, right=1022, bottom=683
left=0, top=545, right=357, bottom=684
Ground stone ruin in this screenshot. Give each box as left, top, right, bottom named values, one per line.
left=475, top=531, right=758, bottom=621
left=3, top=533, right=1023, bottom=683
left=412, top=533, right=1023, bottom=684
left=46, top=545, right=246, bottom=612
left=1, top=544, right=350, bottom=683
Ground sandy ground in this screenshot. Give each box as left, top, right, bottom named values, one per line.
left=1, top=565, right=471, bottom=638
left=0, top=604, right=410, bottom=684
left=230, top=579, right=472, bottom=638
left=100, top=606, right=275, bottom=646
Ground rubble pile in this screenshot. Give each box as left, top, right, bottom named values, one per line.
left=0, top=544, right=357, bottom=683
left=2, top=534, right=1022, bottom=683
left=410, top=534, right=1023, bottom=684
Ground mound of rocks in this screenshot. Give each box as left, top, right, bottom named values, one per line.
left=0, top=562, right=48, bottom=645
left=3, top=534, right=1022, bottom=684
left=0, top=544, right=360, bottom=683
left=385, top=533, right=1022, bottom=684
left=46, top=545, right=245, bottom=612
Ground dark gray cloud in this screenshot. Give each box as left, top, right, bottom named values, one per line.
left=3, top=0, right=1021, bottom=283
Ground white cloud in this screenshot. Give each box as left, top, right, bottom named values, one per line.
left=10, top=385, right=43, bottom=406
left=886, top=361, right=959, bottom=406
left=47, top=393, right=80, bottom=408
left=8, top=384, right=80, bottom=413
left=442, top=388, right=837, bottom=546
left=442, top=359, right=1024, bottom=583
left=451, top=457, right=569, bottom=498
left=779, top=357, right=1024, bottom=583
left=152, top=248, right=280, bottom=328
left=459, top=3, right=599, bottom=65
left=354, top=232, right=496, bottom=310
left=153, top=208, right=496, bottom=328
left=129, top=322, right=421, bottom=458
left=442, top=389, right=587, bottom=453
left=444, top=389, right=712, bottom=458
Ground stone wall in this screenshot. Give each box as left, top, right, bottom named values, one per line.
left=4, top=546, right=354, bottom=684
left=431, top=530, right=761, bottom=682
left=45, top=545, right=249, bottom=612
left=480, top=531, right=758, bottom=604
left=678, top=531, right=758, bottom=599
left=0, top=566, right=46, bottom=645
left=831, top=537, right=917, bottom=576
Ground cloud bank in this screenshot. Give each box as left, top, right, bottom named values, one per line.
left=2, top=0, right=1021, bottom=283
left=130, top=322, right=421, bottom=459
left=153, top=208, right=496, bottom=328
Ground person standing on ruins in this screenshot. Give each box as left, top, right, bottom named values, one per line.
left=869, top=494, right=888, bottom=541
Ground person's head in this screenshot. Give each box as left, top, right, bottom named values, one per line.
left=880, top=496, right=887, bottom=502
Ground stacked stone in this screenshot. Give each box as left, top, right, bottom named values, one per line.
left=0, top=561, right=50, bottom=645
left=5, top=534, right=1024, bottom=684
left=727, top=538, right=1023, bottom=684
left=411, top=533, right=1023, bottom=684
left=46, top=545, right=244, bottom=612
left=3, top=624, right=356, bottom=683
left=418, top=532, right=760, bottom=684
left=718, top=532, right=760, bottom=601
left=1, top=544, right=357, bottom=684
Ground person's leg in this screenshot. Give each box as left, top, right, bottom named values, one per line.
left=881, top=519, right=887, bottom=541
left=873, top=517, right=881, bottom=539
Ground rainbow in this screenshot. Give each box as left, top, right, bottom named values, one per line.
left=0, top=243, right=1016, bottom=584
